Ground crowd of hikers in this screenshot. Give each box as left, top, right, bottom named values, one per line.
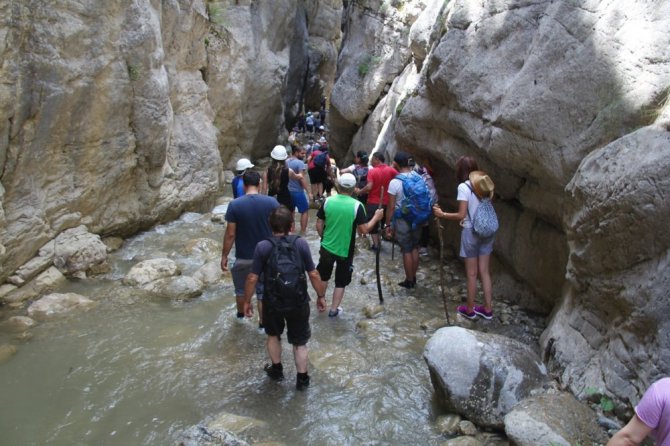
left=224, top=115, right=669, bottom=446
left=222, top=119, right=500, bottom=391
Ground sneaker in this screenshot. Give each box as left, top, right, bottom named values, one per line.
left=457, top=305, right=477, bottom=319
left=474, top=305, right=493, bottom=320
left=264, top=363, right=284, bottom=381
left=369, top=244, right=379, bottom=252
left=296, top=373, right=310, bottom=390
left=419, top=247, right=429, bottom=257
left=258, top=323, right=265, bottom=334
left=398, top=279, right=416, bottom=289
left=236, top=311, right=244, bottom=319
left=328, top=307, right=343, bottom=318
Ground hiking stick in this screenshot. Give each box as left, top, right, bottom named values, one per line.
left=437, top=218, right=451, bottom=325
left=375, top=187, right=384, bottom=304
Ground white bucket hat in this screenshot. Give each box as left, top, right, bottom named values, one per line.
left=270, top=145, right=288, bottom=161
left=235, top=158, right=254, bottom=171
left=338, top=173, right=356, bottom=188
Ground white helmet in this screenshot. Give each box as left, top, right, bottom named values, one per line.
left=270, top=145, right=288, bottom=161
left=235, top=158, right=254, bottom=171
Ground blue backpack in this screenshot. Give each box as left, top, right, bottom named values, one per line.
left=466, top=183, right=499, bottom=238
left=313, top=151, right=328, bottom=168
left=393, top=172, right=433, bottom=229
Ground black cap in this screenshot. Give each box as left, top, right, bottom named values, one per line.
left=394, top=151, right=414, bottom=167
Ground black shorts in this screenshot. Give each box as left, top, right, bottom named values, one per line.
left=263, top=302, right=311, bottom=346
left=316, top=247, right=353, bottom=288
left=308, top=167, right=327, bottom=184
left=365, top=203, right=387, bottom=234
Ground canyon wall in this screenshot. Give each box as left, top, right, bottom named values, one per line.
left=331, top=0, right=670, bottom=406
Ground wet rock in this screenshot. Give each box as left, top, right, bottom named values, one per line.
left=102, top=236, right=124, bottom=252
left=2, top=267, right=66, bottom=304
left=458, top=420, right=478, bottom=436
left=0, top=316, right=36, bottom=333
left=123, top=258, right=181, bottom=286
left=424, top=326, right=548, bottom=429
left=0, top=283, right=18, bottom=300
left=504, top=392, right=608, bottom=446
left=443, top=436, right=482, bottom=446
left=420, top=317, right=448, bottom=333
left=182, top=238, right=221, bottom=261
left=193, top=261, right=224, bottom=286
left=52, top=226, right=109, bottom=276
left=362, top=304, right=384, bottom=319
left=0, top=344, right=17, bottom=363
left=8, top=252, right=53, bottom=285
left=435, top=414, right=461, bottom=436
left=207, top=412, right=268, bottom=436
left=26, top=292, right=96, bottom=320
left=143, top=276, right=203, bottom=300
left=178, top=424, right=249, bottom=446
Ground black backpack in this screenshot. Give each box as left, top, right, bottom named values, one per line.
left=263, top=235, right=308, bottom=311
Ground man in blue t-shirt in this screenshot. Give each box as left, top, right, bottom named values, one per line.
left=232, top=158, right=254, bottom=198
left=287, top=145, right=312, bottom=234
left=221, top=171, right=279, bottom=327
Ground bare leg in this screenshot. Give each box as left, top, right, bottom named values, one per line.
left=267, top=335, right=282, bottom=364
left=257, top=299, right=263, bottom=326
left=411, top=248, right=419, bottom=279
left=478, top=254, right=493, bottom=311
left=330, top=287, right=345, bottom=312
left=300, top=211, right=308, bottom=234
left=402, top=249, right=419, bottom=281
left=464, top=257, right=478, bottom=312
left=235, top=295, right=245, bottom=315
left=293, top=344, right=308, bottom=373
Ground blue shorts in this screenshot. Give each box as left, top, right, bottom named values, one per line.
left=231, top=259, right=263, bottom=299
left=394, top=218, right=422, bottom=254
left=290, top=190, right=309, bottom=213
left=459, top=227, right=495, bottom=258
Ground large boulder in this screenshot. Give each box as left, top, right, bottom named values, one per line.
left=123, top=258, right=181, bottom=287
left=423, top=326, right=548, bottom=428
left=504, top=392, right=608, bottom=446
left=51, top=226, right=108, bottom=276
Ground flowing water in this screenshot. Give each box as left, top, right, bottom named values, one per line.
left=0, top=193, right=546, bottom=445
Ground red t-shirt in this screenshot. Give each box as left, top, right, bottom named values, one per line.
left=367, top=164, right=399, bottom=205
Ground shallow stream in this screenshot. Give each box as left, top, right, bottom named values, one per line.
left=0, top=194, right=546, bottom=445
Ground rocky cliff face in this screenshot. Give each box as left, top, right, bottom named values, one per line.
left=0, top=0, right=341, bottom=283
left=331, top=0, right=670, bottom=406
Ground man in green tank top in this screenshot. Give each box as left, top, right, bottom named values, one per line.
left=316, top=174, right=384, bottom=317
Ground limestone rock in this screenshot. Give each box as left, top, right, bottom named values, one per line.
left=424, top=326, right=548, bottom=429
left=123, top=258, right=181, bottom=287
left=2, top=266, right=66, bottom=304
left=443, top=436, right=482, bottom=446
left=435, top=414, right=462, bottom=436
left=192, top=261, right=224, bottom=286
left=0, top=344, right=17, bottom=364
left=504, top=393, right=608, bottom=446
left=27, top=292, right=95, bottom=320
left=53, top=226, right=108, bottom=276
left=102, top=236, right=124, bottom=252
left=178, top=424, right=249, bottom=446
left=142, top=276, right=203, bottom=300
left=0, top=316, right=36, bottom=333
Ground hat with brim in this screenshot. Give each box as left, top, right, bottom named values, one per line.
left=270, top=145, right=288, bottom=161
left=338, top=173, right=356, bottom=188
left=235, top=158, right=254, bottom=171
left=469, top=171, right=495, bottom=199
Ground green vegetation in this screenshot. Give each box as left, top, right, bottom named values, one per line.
left=207, top=1, right=227, bottom=27
left=127, top=64, right=141, bottom=82
left=640, top=86, right=670, bottom=124
left=358, top=54, right=382, bottom=77
left=600, top=395, right=615, bottom=412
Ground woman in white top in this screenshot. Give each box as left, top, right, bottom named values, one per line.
left=433, top=156, right=495, bottom=320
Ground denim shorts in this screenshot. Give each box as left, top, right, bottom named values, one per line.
left=231, top=258, right=263, bottom=299
left=459, top=227, right=495, bottom=258
left=394, top=218, right=422, bottom=254
left=290, top=190, right=309, bottom=213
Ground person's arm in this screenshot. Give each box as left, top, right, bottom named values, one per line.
left=316, top=218, right=324, bottom=238
left=384, top=192, right=397, bottom=239
left=358, top=208, right=384, bottom=234
left=606, top=414, right=652, bottom=446
left=242, top=273, right=259, bottom=317
left=358, top=178, right=373, bottom=196
left=307, top=269, right=327, bottom=312
left=261, top=170, right=268, bottom=194
left=433, top=200, right=468, bottom=223
left=220, top=222, right=236, bottom=271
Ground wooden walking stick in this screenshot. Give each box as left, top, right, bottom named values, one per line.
left=437, top=218, right=451, bottom=325
left=375, top=186, right=385, bottom=304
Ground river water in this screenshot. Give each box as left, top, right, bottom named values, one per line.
left=0, top=193, right=546, bottom=445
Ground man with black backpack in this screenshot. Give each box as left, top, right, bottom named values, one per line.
left=385, top=152, right=433, bottom=289
left=242, top=206, right=326, bottom=390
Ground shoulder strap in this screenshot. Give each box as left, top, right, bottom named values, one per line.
left=465, top=182, right=480, bottom=202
